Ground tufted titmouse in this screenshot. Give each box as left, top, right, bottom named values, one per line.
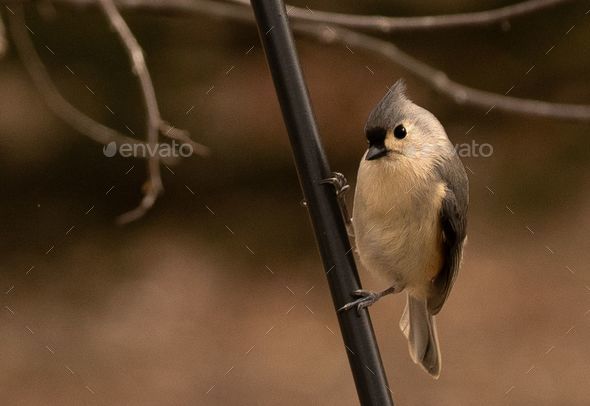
left=337, top=80, right=469, bottom=378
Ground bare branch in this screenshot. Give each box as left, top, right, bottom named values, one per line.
left=0, top=14, right=8, bottom=57
left=6, top=4, right=208, bottom=166
left=98, top=0, right=168, bottom=224
left=96, top=0, right=586, bottom=121
left=194, top=0, right=590, bottom=122
left=6, top=6, right=163, bottom=152
left=160, top=121, right=210, bottom=157
left=8, top=0, right=590, bottom=124
left=9, top=3, right=210, bottom=223
left=114, top=179, right=159, bottom=224
left=230, top=0, right=575, bottom=33
left=6, top=0, right=256, bottom=21
left=305, top=24, right=590, bottom=121
left=10, top=0, right=576, bottom=32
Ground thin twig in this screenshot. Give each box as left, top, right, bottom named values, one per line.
left=10, top=0, right=576, bottom=32
left=8, top=0, right=590, bottom=121
left=0, top=13, right=8, bottom=57
left=191, top=0, right=590, bottom=121
left=45, top=0, right=256, bottom=21
left=98, top=0, right=181, bottom=224
left=6, top=5, right=201, bottom=166
left=8, top=3, right=208, bottom=224
left=98, top=0, right=160, bottom=224
left=303, top=24, right=590, bottom=121
left=160, top=121, right=210, bottom=157
left=7, top=3, right=209, bottom=162
left=6, top=5, right=165, bottom=153
left=231, top=0, right=575, bottom=33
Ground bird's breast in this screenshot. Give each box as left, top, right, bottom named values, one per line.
left=352, top=161, right=446, bottom=295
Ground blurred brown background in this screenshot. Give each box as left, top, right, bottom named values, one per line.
left=1, top=1, right=589, bottom=405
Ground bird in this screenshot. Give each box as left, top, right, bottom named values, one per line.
left=338, top=79, right=469, bottom=378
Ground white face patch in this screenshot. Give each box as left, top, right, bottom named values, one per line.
left=383, top=129, right=397, bottom=152
left=384, top=120, right=417, bottom=157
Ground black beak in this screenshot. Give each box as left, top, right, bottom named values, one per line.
left=365, top=144, right=388, bottom=160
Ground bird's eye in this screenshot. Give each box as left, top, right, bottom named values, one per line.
left=393, top=124, right=407, bottom=139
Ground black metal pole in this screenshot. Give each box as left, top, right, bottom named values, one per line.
left=249, top=1, right=394, bottom=404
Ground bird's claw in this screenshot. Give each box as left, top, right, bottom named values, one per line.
left=320, top=172, right=350, bottom=197
left=338, top=289, right=380, bottom=314
left=321, top=172, right=353, bottom=227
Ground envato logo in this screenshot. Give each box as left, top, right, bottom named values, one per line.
left=454, top=141, right=493, bottom=158
left=103, top=141, right=193, bottom=158
left=404, top=140, right=493, bottom=159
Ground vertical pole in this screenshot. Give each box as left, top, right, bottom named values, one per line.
left=249, top=1, right=394, bottom=404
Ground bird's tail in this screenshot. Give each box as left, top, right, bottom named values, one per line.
left=399, top=293, right=441, bottom=378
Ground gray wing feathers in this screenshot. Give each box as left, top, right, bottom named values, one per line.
left=428, top=154, right=468, bottom=315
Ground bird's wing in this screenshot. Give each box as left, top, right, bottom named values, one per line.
left=428, top=157, right=468, bottom=315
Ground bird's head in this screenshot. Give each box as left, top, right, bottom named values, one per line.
left=364, top=80, right=453, bottom=164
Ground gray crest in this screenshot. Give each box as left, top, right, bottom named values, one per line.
left=366, top=79, right=410, bottom=130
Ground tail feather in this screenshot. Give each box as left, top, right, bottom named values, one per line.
left=399, top=294, right=441, bottom=378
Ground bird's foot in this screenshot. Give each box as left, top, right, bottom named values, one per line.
left=338, top=289, right=382, bottom=314
left=320, top=172, right=350, bottom=197
left=320, top=172, right=352, bottom=227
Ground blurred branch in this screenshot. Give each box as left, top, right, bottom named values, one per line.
left=97, top=0, right=164, bottom=224
left=7, top=3, right=210, bottom=225
left=230, top=0, right=575, bottom=32
left=0, top=14, right=8, bottom=57
left=160, top=121, right=210, bottom=157
left=6, top=4, right=207, bottom=165
left=307, top=25, right=590, bottom=121
left=8, top=0, right=577, bottom=32
left=201, top=0, right=590, bottom=122
left=98, top=0, right=208, bottom=223
left=6, top=0, right=590, bottom=137
left=6, top=6, right=158, bottom=150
